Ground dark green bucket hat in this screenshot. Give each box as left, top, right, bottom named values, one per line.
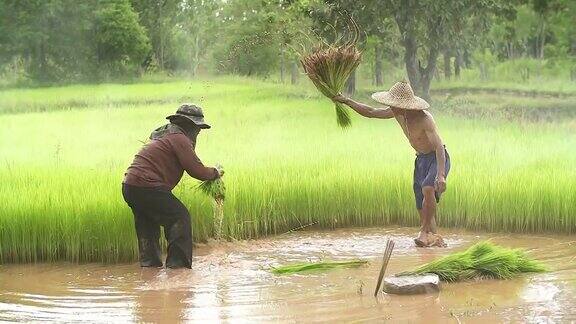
left=166, top=103, right=211, bottom=129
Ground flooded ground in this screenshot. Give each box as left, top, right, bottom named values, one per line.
left=1, top=227, right=575, bottom=323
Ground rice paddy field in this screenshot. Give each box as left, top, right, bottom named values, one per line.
left=1, top=76, right=576, bottom=263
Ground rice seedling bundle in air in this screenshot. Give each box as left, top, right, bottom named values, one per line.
left=397, top=241, right=547, bottom=282
left=197, top=175, right=226, bottom=240
left=271, top=260, right=368, bottom=275
left=300, top=21, right=362, bottom=128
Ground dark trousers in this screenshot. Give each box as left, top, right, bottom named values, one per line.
left=122, top=184, right=192, bottom=268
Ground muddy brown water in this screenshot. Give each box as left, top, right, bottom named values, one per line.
left=1, top=227, right=575, bottom=323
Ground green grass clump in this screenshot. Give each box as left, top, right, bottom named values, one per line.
left=271, top=260, right=368, bottom=275
left=398, top=241, right=547, bottom=282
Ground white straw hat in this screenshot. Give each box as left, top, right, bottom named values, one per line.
left=371, top=81, right=430, bottom=110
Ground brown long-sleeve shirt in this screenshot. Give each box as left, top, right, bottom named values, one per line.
left=123, top=132, right=218, bottom=190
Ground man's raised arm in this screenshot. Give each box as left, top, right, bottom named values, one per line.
left=332, top=94, right=394, bottom=119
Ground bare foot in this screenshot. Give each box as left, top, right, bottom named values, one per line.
left=414, top=231, right=429, bottom=247
left=427, top=233, right=448, bottom=248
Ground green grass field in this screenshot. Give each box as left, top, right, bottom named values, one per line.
left=1, top=77, right=575, bottom=263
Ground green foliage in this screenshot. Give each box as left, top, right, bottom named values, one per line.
left=271, top=260, right=368, bottom=275
left=434, top=57, right=576, bottom=90
left=0, top=0, right=150, bottom=83
left=1, top=0, right=574, bottom=86
left=214, top=28, right=280, bottom=76
left=211, top=0, right=301, bottom=76
left=398, top=241, right=547, bottom=282
left=94, top=0, right=151, bottom=76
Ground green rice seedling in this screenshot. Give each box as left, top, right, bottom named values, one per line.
left=197, top=178, right=226, bottom=202
left=197, top=178, right=226, bottom=240
left=398, top=241, right=547, bottom=282
left=300, top=20, right=362, bottom=128
left=271, top=260, right=368, bottom=275
left=398, top=252, right=473, bottom=282
left=513, top=250, right=548, bottom=273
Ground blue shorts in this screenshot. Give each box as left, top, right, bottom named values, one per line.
left=413, top=148, right=451, bottom=210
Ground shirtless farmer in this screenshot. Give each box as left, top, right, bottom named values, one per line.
left=333, top=81, right=451, bottom=247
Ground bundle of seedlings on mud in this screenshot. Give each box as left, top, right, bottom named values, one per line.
left=300, top=18, right=362, bottom=128
left=271, top=259, right=368, bottom=275
left=197, top=175, right=226, bottom=240
left=397, top=241, right=547, bottom=282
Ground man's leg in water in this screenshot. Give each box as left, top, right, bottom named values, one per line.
left=418, top=208, right=437, bottom=235
left=420, top=186, right=437, bottom=242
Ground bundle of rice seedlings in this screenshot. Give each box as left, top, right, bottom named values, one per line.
left=397, top=241, right=546, bottom=282
left=300, top=20, right=362, bottom=128
left=271, top=260, right=368, bottom=275
left=197, top=178, right=226, bottom=202
left=197, top=177, right=226, bottom=240
left=400, top=251, right=473, bottom=282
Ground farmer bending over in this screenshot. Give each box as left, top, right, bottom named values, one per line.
left=122, top=104, right=223, bottom=268
left=333, top=81, right=450, bottom=247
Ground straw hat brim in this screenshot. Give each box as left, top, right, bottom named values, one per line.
left=371, top=91, right=430, bottom=110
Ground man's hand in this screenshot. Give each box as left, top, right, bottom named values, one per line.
left=215, top=163, right=225, bottom=178
left=332, top=93, right=347, bottom=104
left=435, top=175, right=446, bottom=193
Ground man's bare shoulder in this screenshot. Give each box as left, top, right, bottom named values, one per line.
left=420, top=110, right=437, bottom=129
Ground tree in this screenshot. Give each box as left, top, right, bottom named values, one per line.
left=383, top=0, right=515, bottom=101
left=130, top=0, right=180, bottom=70
left=94, top=0, right=151, bottom=77
left=212, top=0, right=281, bottom=76
left=173, top=0, right=221, bottom=76
left=0, top=0, right=150, bottom=83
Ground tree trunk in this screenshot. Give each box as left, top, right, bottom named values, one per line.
left=454, top=49, right=462, bottom=78
left=403, top=36, right=438, bottom=102
left=479, top=63, right=488, bottom=81
left=190, top=34, right=200, bottom=77
left=506, top=42, right=515, bottom=59
left=280, top=47, right=285, bottom=83
left=419, top=58, right=437, bottom=102
left=463, top=49, right=471, bottom=68
left=374, top=42, right=383, bottom=86
left=290, top=60, right=298, bottom=85
left=394, top=0, right=438, bottom=101
left=345, top=69, right=356, bottom=96
left=538, top=19, right=546, bottom=59
left=404, top=35, right=421, bottom=94
left=158, top=4, right=164, bottom=70
left=443, top=49, right=451, bottom=80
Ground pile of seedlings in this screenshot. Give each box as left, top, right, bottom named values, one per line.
left=397, top=241, right=547, bottom=282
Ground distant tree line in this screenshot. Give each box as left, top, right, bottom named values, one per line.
left=1, top=0, right=574, bottom=97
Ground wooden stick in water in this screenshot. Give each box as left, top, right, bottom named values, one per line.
left=374, top=239, right=395, bottom=297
